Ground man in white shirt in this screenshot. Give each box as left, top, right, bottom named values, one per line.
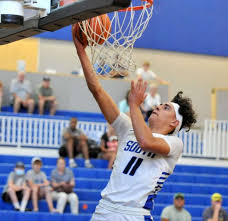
left=10, top=71, right=35, bottom=113
left=72, top=31, right=197, bottom=221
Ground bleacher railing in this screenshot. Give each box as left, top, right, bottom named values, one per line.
left=0, top=116, right=106, bottom=148
left=203, top=120, right=228, bottom=159
left=1, top=115, right=228, bottom=159
left=178, top=129, right=203, bottom=157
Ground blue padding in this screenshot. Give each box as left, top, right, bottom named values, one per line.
left=35, top=0, right=228, bottom=56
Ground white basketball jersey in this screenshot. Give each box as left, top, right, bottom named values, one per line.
left=101, top=113, right=183, bottom=211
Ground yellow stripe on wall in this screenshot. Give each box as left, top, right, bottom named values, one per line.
left=211, top=88, right=217, bottom=120
left=0, top=38, right=39, bottom=72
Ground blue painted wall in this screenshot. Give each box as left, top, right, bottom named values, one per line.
left=37, top=0, right=228, bottom=56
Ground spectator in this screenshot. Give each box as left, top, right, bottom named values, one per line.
left=26, top=157, right=56, bottom=212
left=100, top=125, right=118, bottom=169
left=59, top=117, right=94, bottom=168
left=203, top=193, right=228, bottom=221
left=37, top=77, right=57, bottom=115
left=0, top=81, right=3, bottom=111
left=51, top=157, right=79, bottom=214
left=141, top=84, right=161, bottom=119
left=136, top=61, right=167, bottom=84
left=161, top=193, right=192, bottom=221
left=10, top=71, right=35, bottom=113
left=118, top=90, right=130, bottom=115
left=1, top=162, right=30, bottom=212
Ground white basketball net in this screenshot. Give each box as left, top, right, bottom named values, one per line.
left=78, top=0, right=154, bottom=77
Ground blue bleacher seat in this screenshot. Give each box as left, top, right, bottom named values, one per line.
left=1, top=107, right=106, bottom=122
left=0, top=154, right=228, bottom=221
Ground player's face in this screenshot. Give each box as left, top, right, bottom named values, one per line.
left=174, top=198, right=185, bottom=209
left=148, top=103, right=178, bottom=132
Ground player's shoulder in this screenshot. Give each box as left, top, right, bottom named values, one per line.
left=154, top=133, right=183, bottom=145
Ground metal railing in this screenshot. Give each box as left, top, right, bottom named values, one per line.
left=203, top=120, right=228, bottom=159
left=1, top=115, right=227, bottom=159
left=0, top=116, right=106, bottom=148
left=178, top=129, right=203, bottom=157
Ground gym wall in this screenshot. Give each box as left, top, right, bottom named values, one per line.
left=37, top=0, right=228, bottom=57
left=0, top=70, right=168, bottom=113
left=38, top=38, right=228, bottom=127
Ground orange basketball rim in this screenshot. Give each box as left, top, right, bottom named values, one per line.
left=119, top=0, right=153, bottom=12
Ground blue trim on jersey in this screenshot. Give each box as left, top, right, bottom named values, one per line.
left=143, top=194, right=155, bottom=210
left=159, top=177, right=166, bottom=180
left=157, top=181, right=164, bottom=185
left=162, top=172, right=170, bottom=175
left=144, top=215, right=153, bottom=221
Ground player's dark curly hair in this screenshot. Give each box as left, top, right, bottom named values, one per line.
left=171, top=91, right=197, bottom=131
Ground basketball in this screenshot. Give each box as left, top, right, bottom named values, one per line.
left=72, top=14, right=111, bottom=47
left=87, top=14, right=111, bottom=45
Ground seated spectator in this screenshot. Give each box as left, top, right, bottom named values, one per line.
left=118, top=90, right=130, bottom=115
left=141, top=84, right=161, bottom=119
left=37, top=77, right=57, bottom=115
left=161, top=193, right=192, bottom=221
left=2, top=162, right=30, bottom=212
left=203, top=193, right=228, bottom=221
left=51, top=157, right=79, bottom=214
left=59, top=117, right=94, bottom=168
left=0, top=81, right=3, bottom=111
left=136, top=61, right=167, bottom=84
left=10, top=71, right=35, bottom=114
left=26, top=157, right=56, bottom=212
left=100, top=125, right=118, bottom=169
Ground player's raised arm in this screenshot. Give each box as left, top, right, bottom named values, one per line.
left=128, top=79, right=172, bottom=156
left=72, top=32, right=120, bottom=124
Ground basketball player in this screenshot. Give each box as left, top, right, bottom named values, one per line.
left=72, top=36, right=197, bottom=220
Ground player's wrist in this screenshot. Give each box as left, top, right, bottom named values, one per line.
left=129, top=102, right=140, bottom=109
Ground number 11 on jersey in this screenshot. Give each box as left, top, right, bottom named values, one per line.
left=123, top=156, right=143, bottom=176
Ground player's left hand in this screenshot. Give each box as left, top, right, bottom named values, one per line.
left=129, top=78, right=147, bottom=107
left=72, top=25, right=86, bottom=52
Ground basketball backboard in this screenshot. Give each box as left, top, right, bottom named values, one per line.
left=0, top=0, right=131, bottom=45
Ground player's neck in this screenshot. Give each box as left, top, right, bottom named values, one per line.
left=150, top=126, right=167, bottom=135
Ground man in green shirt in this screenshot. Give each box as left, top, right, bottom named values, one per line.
left=161, top=193, right=192, bottom=221
left=37, top=77, right=57, bottom=115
